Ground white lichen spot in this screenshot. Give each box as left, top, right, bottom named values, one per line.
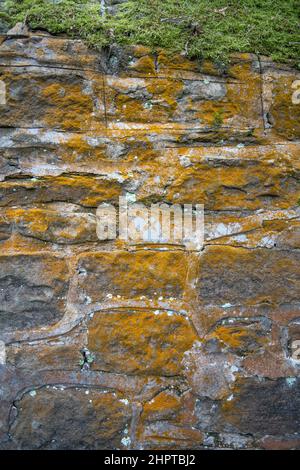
left=222, top=303, right=232, bottom=309
left=233, top=234, right=248, bottom=242
left=29, top=390, right=37, bottom=397
left=179, top=156, right=192, bottom=168
left=125, top=192, right=136, bottom=204
left=260, top=236, right=276, bottom=248
left=286, top=377, right=297, bottom=387
left=121, top=436, right=131, bottom=447
left=0, top=341, right=6, bottom=365
left=120, top=399, right=129, bottom=405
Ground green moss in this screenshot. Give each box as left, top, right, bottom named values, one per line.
left=3, top=0, right=300, bottom=65
left=212, top=109, right=224, bottom=128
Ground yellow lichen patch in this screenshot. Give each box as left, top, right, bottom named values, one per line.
left=65, top=135, right=93, bottom=154
left=88, top=310, right=198, bottom=376
left=212, top=325, right=251, bottom=349
left=268, top=75, right=300, bottom=140
left=200, top=59, right=222, bottom=77
left=107, top=76, right=183, bottom=122
left=157, top=51, right=200, bottom=73
left=164, top=156, right=298, bottom=210
left=5, top=207, right=97, bottom=244
left=146, top=79, right=183, bottom=110
left=0, top=175, right=122, bottom=208
left=128, top=55, right=156, bottom=75
left=142, top=392, right=181, bottom=420
left=77, top=250, right=193, bottom=301
left=196, top=100, right=236, bottom=127
left=226, top=81, right=262, bottom=128
left=41, top=82, right=93, bottom=130
left=6, top=207, right=49, bottom=233
left=208, top=324, right=269, bottom=355
left=228, top=58, right=259, bottom=81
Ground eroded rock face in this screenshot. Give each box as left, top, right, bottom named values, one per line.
left=0, top=254, right=69, bottom=332
left=9, top=387, right=132, bottom=450
left=0, top=31, right=299, bottom=450
left=88, top=310, right=197, bottom=376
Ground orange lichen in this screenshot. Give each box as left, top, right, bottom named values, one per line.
left=269, top=75, right=300, bottom=140
left=41, top=82, right=93, bottom=130
left=88, top=310, right=198, bottom=376
left=143, top=392, right=181, bottom=419
left=212, top=325, right=250, bottom=349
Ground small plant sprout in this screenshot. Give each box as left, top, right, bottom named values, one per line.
left=79, top=348, right=95, bottom=370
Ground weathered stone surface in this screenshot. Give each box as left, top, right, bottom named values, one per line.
left=0, top=175, right=122, bottom=208
left=183, top=347, right=239, bottom=400
left=6, top=326, right=86, bottom=370
left=0, top=31, right=299, bottom=450
left=4, top=207, right=97, bottom=244
left=205, top=208, right=300, bottom=249
left=206, top=317, right=272, bottom=356
left=88, top=309, right=198, bottom=376
left=194, top=377, right=300, bottom=445
left=76, top=251, right=192, bottom=302
left=163, top=147, right=299, bottom=210
left=136, top=390, right=203, bottom=449
left=0, top=70, right=95, bottom=130
left=0, top=254, right=69, bottom=333
left=261, top=63, right=300, bottom=140
left=137, top=422, right=203, bottom=450
left=221, top=377, right=300, bottom=436
left=0, top=213, right=11, bottom=240
left=287, top=320, right=300, bottom=360
left=9, top=387, right=131, bottom=449
left=197, top=246, right=300, bottom=306
left=258, top=435, right=300, bottom=450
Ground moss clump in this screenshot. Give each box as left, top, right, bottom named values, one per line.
left=3, top=0, right=300, bottom=65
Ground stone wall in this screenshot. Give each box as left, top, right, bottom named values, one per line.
left=0, top=28, right=299, bottom=450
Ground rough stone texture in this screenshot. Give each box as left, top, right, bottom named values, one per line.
left=0, top=254, right=69, bottom=333
left=88, top=310, right=197, bottom=376
left=0, top=31, right=299, bottom=450
left=9, top=387, right=132, bottom=450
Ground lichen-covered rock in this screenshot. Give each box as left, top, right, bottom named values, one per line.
left=76, top=250, right=193, bottom=302
left=221, top=377, right=300, bottom=436
left=205, top=317, right=272, bottom=356
left=5, top=207, right=97, bottom=244
left=9, top=387, right=132, bottom=450
left=197, top=246, right=300, bottom=306
left=6, top=326, right=86, bottom=370
left=88, top=310, right=198, bottom=376
left=0, top=31, right=299, bottom=450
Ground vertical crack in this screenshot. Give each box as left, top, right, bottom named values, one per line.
left=154, top=52, right=159, bottom=73
left=102, top=74, right=108, bottom=128
left=257, top=54, right=267, bottom=133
